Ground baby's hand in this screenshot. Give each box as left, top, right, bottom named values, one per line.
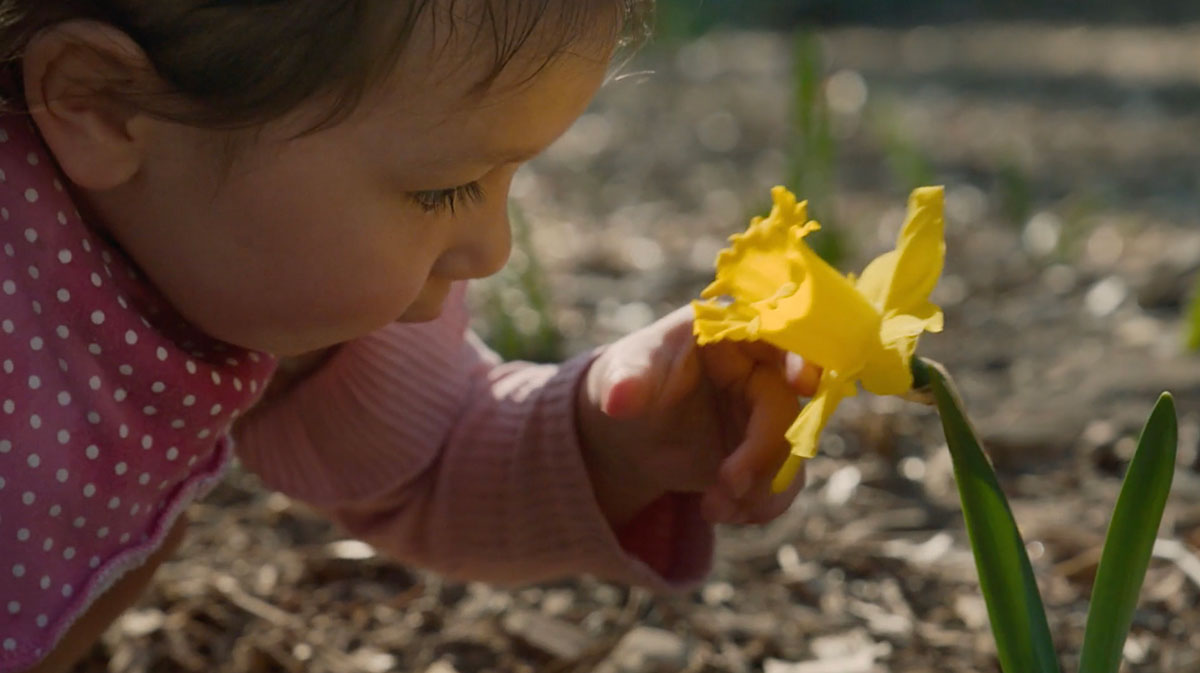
left=577, top=306, right=819, bottom=528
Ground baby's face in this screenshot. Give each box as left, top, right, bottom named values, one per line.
left=83, top=28, right=611, bottom=356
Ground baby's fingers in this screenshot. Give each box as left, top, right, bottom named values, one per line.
left=717, top=363, right=800, bottom=500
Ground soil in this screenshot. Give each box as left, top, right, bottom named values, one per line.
left=76, top=24, right=1200, bottom=673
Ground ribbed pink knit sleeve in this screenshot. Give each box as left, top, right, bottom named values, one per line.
left=234, top=284, right=713, bottom=591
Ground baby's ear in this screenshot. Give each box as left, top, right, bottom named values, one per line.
left=23, top=20, right=158, bottom=191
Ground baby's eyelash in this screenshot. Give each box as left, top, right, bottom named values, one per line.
left=409, top=182, right=485, bottom=214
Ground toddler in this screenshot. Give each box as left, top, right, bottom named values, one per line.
left=0, top=1, right=815, bottom=671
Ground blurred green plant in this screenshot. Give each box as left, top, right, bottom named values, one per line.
left=997, top=158, right=1034, bottom=227
left=912, top=358, right=1178, bottom=673
left=786, top=31, right=847, bottom=266
left=1186, top=275, right=1200, bottom=351
left=875, top=110, right=937, bottom=195
left=473, top=202, right=564, bottom=363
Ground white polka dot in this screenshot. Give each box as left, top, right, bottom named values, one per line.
left=16, top=528, right=29, bottom=541
left=170, top=419, right=185, bottom=430
left=73, top=516, right=85, bottom=528
left=211, top=371, right=222, bottom=385
left=57, top=249, right=71, bottom=264
left=86, top=445, right=99, bottom=459
left=47, top=504, right=60, bottom=517
left=57, top=429, right=69, bottom=444
left=197, top=428, right=211, bottom=439
left=156, top=347, right=168, bottom=361
left=61, top=584, right=72, bottom=597
left=210, top=403, right=223, bottom=416
left=96, top=527, right=109, bottom=539
left=182, top=395, right=196, bottom=407
left=125, top=330, right=138, bottom=345
left=0, top=476, right=5, bottom=490
left=88, top=343, right=102, bottom=355
left=27, top=265, right=39, bottom=280
left=88, top=558, right=99, bottom=570
left=129, top=503, right=140, bottom=515
left=11, top=564, right=24, bottom=577
left=86, top=411, right=100, bottom=424
left=88, top=375, right=101, bottom=391
left=118, top=423, right=129, bottom=438
left=36, top=613, right=48, bottom=628
left=57, top=390, right=71, bottom=405
left=62, top=547, right=75, bottom=560
left=26, top=152, right=39, bottom=165
left=7, top=601, right=18, bottom=615
left=26, top=454, right=39, bottom=468
left=118, top=364, right=133, bottom=376
left=119, top=533, right=131, bottom=544
left=0, top=439, right=10, bottom=452
left=141, top=435, right=153, bottom=449
left=30, top=299, right=41, bottom=314
left=29, top=337, right=42, bottom=351
left=3, top=638, right=14, bottom=651
left=138, top=473, right=150, bottom=485
left=185, top=360, right=197, bottom=375
left=57, top=211, right=67, bottom=224
left=107, top=496, right=120, bottom=509
left=91, top=310, right=105, bottom=325
left=151, top=381, right=166, bottom=393
left=56, top=288, right=69, bottom=302
left=29, top=413, right=41, bottom=429
left=166, top=447, right=179, bottom=461
left=56, top=324, right=69, bottom=338
left=22, top=492, right=34, bottom=505
left=90, top=272, right=102, bottom=287
left=24, top=188, right=37, bottom=202
left=56, top=468, right=69, bottom=483
left=250, top=380, right=260, bottom=394
left=1, top=280, right=14, bottom=295
left=23, top=227, right=36, bottom=242
left=114, top=462, right=127, bottom=476
left=113, top=388, right=127, bottom=402
left=82, top=483, right=96, bottom=497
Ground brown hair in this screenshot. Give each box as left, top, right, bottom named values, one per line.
left=0, top=0, right=654, bottom=131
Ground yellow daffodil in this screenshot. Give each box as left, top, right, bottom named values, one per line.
left=693, top=186, right=946, bottom=492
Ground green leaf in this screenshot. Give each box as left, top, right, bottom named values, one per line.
left=1079, top=393, right=1178, bottom=673
left=915, top=358, right=1061, bottom=673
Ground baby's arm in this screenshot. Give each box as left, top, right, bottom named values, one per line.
left=234, top=284, right=712, bottom=590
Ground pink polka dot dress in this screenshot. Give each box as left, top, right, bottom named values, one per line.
left=0, top=118, right=277, bottom=670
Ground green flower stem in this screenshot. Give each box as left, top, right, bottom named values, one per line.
left=913, top=357, right=1061, bottom=673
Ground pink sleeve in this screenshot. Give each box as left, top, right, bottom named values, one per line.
left=234, top=284, right=713, bottom=591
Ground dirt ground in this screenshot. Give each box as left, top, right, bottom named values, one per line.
left=78, top=24, right=1200, bottom=673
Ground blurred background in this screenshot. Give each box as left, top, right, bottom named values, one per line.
left=90, top=3, right=1200, bottom=672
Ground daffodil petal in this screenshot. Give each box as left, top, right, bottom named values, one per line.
left=855, top=249, right=898, bottom=312
left=856, top=187, right=946, bottom=316
left=774, top=375, right=856, bottom=492
left=860, top=341, right=912, bottom=396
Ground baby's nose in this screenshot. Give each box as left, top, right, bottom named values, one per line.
left=434, top=216, right=512, bottom=281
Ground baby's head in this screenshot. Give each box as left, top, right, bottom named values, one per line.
left=2, top=0, right=651, bottom=355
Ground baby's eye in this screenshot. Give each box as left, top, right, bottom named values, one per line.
left=409, top=182, right=485, bottom=214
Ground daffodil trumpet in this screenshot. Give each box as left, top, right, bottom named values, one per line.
left=693, top=186, right=946, bottom=492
